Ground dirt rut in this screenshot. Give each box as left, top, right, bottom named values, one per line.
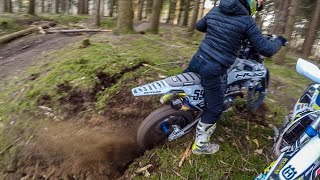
left=4, top=121, right=142, bottom=180
left=0, top=33, right=84, bottom=81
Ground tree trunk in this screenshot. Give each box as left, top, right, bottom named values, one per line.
left=28, top=0, right=36, bottom=15
left=100, top=0, right=104, bottom=16
left=181, top=0, right=190, bottom=26
left=189, top=0, right=200, bottom=31
left=108, top=0, right=113, bottom=16
left=302, top=0, right=320, bottom=58
left=4, top=0, right=12, bottom=13
left=78, top=0, right=83, bottom=14
left=166, top=0, right=177, bottom=24
left=78, top=0, right=88, bottom=14
left=145, top=0, right=152, bottom=20
left=0, top=23, right=56, bottom=45
left=177, top=0, right=185, bottom=25
left=94, top=0, right=101, bottom=26
left=61, top=0, right=66, bottom=13
left=41, top=0, right=45, bottom=12
left=48, top=0, right=52, bottom=12
left=65, top=0, right=70, bottom=14
left=272, top=0, right=289, bottom=34
left=138, top=0, right=144, bottom=20
left=55, top=0, right=59, bottom=13
left=255, top=12, right=263, bottom=29
left=83, top=0, right=89, bottom=14
left=149, top=0, right=162, bottom=34
left=116, top=0, right=134, bottom=33
left=114, top=0, right=118, bottom=15
left=199, top=0, right=205, bottom=19
left=275, top=0, right=299, bottom=65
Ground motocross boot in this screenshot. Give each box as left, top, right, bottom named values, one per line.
left=192, top=120, right=219, bottom=155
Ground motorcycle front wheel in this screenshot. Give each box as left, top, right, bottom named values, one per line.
left=247, top=69, right=269, bottom=112
left=137, top=105, right=194, bottom=150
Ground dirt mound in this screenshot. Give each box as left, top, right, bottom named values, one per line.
left=4, top=121, right=141, bottom=179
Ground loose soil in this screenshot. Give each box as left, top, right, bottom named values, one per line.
left=2, top=87, right=158, bottom=179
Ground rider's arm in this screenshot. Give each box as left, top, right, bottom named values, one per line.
left=196, top=8, right=218, bottom=33
left=196, top=15, right=208, bottom=32
left=246, top=18, right=282, bottom=57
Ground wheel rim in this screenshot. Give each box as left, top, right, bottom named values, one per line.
left=145, top=115, right=191, bottom=148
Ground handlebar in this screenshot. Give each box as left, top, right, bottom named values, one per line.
left=274, top=111, right=320, bottom=156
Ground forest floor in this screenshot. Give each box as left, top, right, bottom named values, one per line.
left=0, top=15, right=312, bottom=179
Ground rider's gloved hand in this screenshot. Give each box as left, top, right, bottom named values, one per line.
left=276, top=36, right=288, bottom=46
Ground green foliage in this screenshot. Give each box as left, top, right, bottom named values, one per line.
left=39, top=14, right=90, bottom=25
left=100, top=17, right=116, bottom=29
left=0, top=14, right=41, bottom=36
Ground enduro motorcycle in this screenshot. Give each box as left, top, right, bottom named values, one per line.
left=132, top=36, right=275, bottom=150
left=255, top=59, right=320, bottom=180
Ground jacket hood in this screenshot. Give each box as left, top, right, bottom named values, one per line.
left=219, top=0, right=249, bottom=15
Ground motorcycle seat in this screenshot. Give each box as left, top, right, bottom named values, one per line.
left=165, top=72, right=201, bottom=87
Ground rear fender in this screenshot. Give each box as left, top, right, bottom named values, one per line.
left=132, top=72, right=201, bottom=97
left=132, top=79, right=183, bottom=96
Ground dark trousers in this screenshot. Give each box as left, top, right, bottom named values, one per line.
left=184, top=51, right=227, bottom=124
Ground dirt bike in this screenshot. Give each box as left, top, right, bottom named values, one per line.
left=255, top=59, right=320, bottom=180
left=132, top=36, right=279, bottom=150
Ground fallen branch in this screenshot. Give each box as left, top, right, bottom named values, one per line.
left=142, top=63, right=167, bottom=72
left=0, top=22, right=56, bottom=45
left=45, top=29, right=112, bottom=34
left=225, top=159, right=236, bottom=180
left=0, top=137, right=22, bottom=156
left=32, top=161, right=40, bottom=180
left=136, top=164, right=152, bottom=177
left=44, top=168, right=55, bottom=180
left=178, top=142, right=192, bottom=167
left=172, top=169, right=187, bottom=180
left=136, top=164, right=152, bottom=173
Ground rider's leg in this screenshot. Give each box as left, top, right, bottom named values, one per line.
left=183, top=52, right=202, bottom=73
left=192, top=68, right=227, bottom=155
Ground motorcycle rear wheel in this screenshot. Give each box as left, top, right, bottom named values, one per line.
left=137, top=105, right=194, bottom=150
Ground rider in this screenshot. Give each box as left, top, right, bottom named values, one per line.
left=185, top=0, right=288, bottom=155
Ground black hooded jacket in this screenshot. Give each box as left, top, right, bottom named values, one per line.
left=196, top=0, right=282, bottom=68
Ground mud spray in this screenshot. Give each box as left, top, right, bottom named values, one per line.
left=6, top=121, right=142, bottom=179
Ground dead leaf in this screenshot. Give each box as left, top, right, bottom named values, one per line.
left=243, top=167, right=254, bottom=172
left=136, top=164, right=152, bottom=173
left=252, top=139, right=259, bottom=148
left=157, top=73, right=167, bottom=79
left=254, top=149, right=263, bottom=154
left=231, top=142, right=237, bottom=147
left=144, top=170, right=150, bottom=177
left=217, top=136, right=225, bottom=142
left=38, top=106, right=52, bottom=112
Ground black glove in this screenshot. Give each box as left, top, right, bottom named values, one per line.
left=277, top=36, right=288, bottom=46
